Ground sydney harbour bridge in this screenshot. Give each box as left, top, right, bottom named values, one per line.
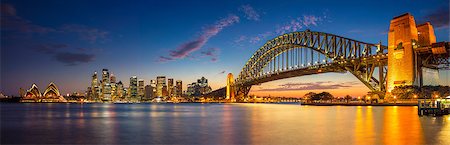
left=206, top=13, right=449, bottom=101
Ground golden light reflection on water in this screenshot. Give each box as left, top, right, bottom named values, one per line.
left=354, top=106, right=375, bottom=145
left=438, top=116, right=450, bottom=145
left=6, top=104, right=450, bottom=144
left=382, top=106, right=423, bottom=145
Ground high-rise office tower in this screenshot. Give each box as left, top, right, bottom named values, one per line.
left=168, top=78, right=174, bottom=97
left=101, top=69, right=111, bottom=101
left=150, top=80, right=156, bottom=98
left=129, top=76, right=138, bottom=101
left=138, top=79, right=145, bottom=101
left=90, top=71, right=100, bottom=101
left=156, top=76, right=166, bottom=97
left=110, top=74, right=116, bottom=83
left=117, top=81, right=124, bottom=101
left=144, top=85, right=154, bottom=101
left=175, top=80, right=182, bottom=97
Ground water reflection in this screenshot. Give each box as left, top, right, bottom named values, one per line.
left=1, top=104, right=449, bottom=144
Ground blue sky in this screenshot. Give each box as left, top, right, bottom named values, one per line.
left=1, top=0, right=448, bottom=96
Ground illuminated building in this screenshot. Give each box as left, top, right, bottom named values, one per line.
left=386, top=13, right=437, bottom=93
left=226, top=73, right=235, bottom=100
left=129, top=76, right=138, bottom=101
left=186, top=77, right=212, bottom=97
left=156, top=76, right=166, bottom=97
left=21, top=84, right=41, bottom=102
left=117, top=81, right=124, bottom=101
left=168, top=78, right=174, bottom=97
left=90, top=71, right=100, bottom=101
left=143, top=85, right=154, bottom=101
left=101, top=69, right=111, bottom=101
left=138, top=79, right=145, bottom=101
left=175, top=80, right=182, bottom=97
left=20, top=82, right=66, bottom=102
left=162, top=86, right=168, bottom=97
left=110, top=74, right=117, bottom=102
left=150, top=80, right=156, bottom=97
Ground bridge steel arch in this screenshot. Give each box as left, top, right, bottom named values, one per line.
left=235, top=30, right=388, bottom=97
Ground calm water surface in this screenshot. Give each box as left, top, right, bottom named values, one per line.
left=1, top=103, right=449, bottom=144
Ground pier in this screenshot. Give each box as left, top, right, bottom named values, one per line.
left=418, top=98, right=450, bottom=116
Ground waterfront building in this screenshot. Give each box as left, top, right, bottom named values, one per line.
left=101, top=69, right=111, bottom=101
left=150, top=80, right=157, bottom=98
left=168, top=78, right=174, bottom=97
left=186, top=77, right=212, bottom=97
left=20, top=82, right=66, bottom=102
left=116, top=81, right=124, bottom=101
left=129, top=76, right=138, bottom=101
left=156, top=76, right=166, bottom=97
left=175, top=80, right=182, bottom=97
left=143, top=85, right=154, bottom=101
left=90, top=71, right=100, bottom=101
left=138, top=79, right=145, bottom=101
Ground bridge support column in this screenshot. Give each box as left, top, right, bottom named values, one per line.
left=387, top=13, right=418, bottom=93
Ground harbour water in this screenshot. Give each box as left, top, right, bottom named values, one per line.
left=1, top=103, right=449, bottom=144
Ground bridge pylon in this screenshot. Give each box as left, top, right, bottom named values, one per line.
left=386, top=13, right=437, bottom=94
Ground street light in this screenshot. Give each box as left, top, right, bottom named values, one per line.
left=414, top=95, right=417, bottom=98
left=393, top=95, right=396, bottom=99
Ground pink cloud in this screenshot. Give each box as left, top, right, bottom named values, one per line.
left=162, top=15, right=239, bottom=61
left=239, top=4, right=260, bottom=21
left=276, top=15, right=323, bottom=35
left=201, top=47, right=220, bottom=62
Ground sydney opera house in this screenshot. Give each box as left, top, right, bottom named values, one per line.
left=20, top=82, right=67, bottom=102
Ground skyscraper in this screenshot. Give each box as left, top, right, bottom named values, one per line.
left=156, top=76, right=166, bottom=97
left=144, top=85, right=154, bottom=101
left=90, top=71, right=100, bottom=101
left=138, top=79, right=145, bottom=101
left=175, top=80, right=182, bottom=97
left=101, top=69, right=111, bottom=101
left=168, top=78, right=174, bottom=97
left=117, top=81, right=124, bottom=101
left=150, top=80, right=156, bottom=98
left=129, top=76, right=138, bottom=101
left=110, top=74, right=117, bottom=102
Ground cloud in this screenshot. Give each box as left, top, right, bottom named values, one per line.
left=54, top=52, right=95, bottom=66
left=249, top=31, right=273, bottom=44
left=0, top=3, right=55, bottom=34
left=1, top=3, right=16, bottom=15
left=239, top=4, right=260, bottom=21
left=234, top=35, right=247, bottom=43
left=275, top=15, right=323, bottom=35
left=201, top=47, right=220, bottom=62
left=31, top=43, right=97, bottom=66
left=34, top=43, right=68, bottom=54
left=255, top=81, right=359, bottom=91
left=161, top=14, right=239, bottom=61
left=61, top=24, right=109, bottom=43
left=422, top=6, right=449, bottom=29
left=0, top=3, right=109, bottom=43
left=240, top=14, right=326, bottom=45
left=158, top=56, right=175, bottom=63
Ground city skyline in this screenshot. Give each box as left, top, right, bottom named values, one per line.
left=1, top=0, right=449, bottom=97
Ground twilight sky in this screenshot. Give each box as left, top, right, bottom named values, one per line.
left=1, top=0, right=449, bottom=97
